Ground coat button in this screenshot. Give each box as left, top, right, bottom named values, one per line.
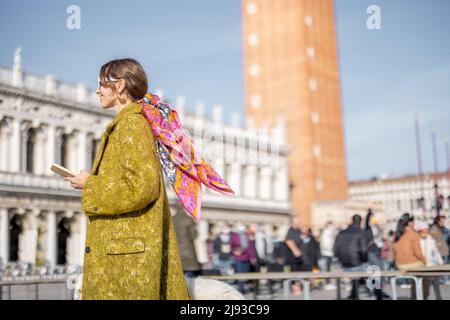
left=85, top=246, right=91, bottom=254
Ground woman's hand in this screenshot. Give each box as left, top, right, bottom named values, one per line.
left=64, top=170, right=90, bottom=189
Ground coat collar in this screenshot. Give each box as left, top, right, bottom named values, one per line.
left=91, top=101, right=143, bottom=175
left=105, top=101, right=143, bottom=134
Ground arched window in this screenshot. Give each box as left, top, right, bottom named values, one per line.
left=396, top=200, right=402, bottom=211
left=26, top=128, right=36, bottom=173
left=9, top=214, right=22, bottom=262
left=57, top=217, right=70, bottom=265
left=60, top=134, right=68, bottom=168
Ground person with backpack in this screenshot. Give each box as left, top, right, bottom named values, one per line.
left=334, top=214, right=368, bottom=300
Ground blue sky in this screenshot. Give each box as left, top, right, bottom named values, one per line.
left=0, top=0, right=449, bottom=181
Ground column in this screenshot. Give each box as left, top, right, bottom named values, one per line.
left=194, top=219, right=209, bottom=265
left=85, top=133, right=95, bottom=171
left=9, top=118, right=21, bottom=172
left=71, top=215, right=81, bottom=266
left=213, top=158, right=225, bottom=177
left=34, top=124, right=47, bottom=175
left=67, top=212, right=85, bottom=266
left=46, top=124, right=56, bottom=175
left=19, top=121, right=31, bottom=173
left=0, top=118, right=11, bottom=172
left=30, top=211, right=39, bottom=264
left=273, top=161, right=289, bottom=201
left=35, top=211, right=47, bottom=266
left=243, top=164, right=258, bottom=198
left=68, top=131, right=79, bottom=172
left=45, top=211, right=57, bottom=266
left=226, top=163, right=241, bottom=197
left=18, top=210, right=39, bottom=264
left=0, top=124, right=5, bottom=171
left=77, top=130, right=87, bottom=172
left=0, top=208, right=9, bottom=265
left=258, top=166, right=272, bottom=200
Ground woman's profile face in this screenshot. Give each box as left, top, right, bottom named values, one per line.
left=96, top=79, right=117, bottom=108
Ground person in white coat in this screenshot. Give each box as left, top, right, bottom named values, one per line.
left=415, top=221, right=443, bottom=299
left=320, top=221, right=337, bottom=290
left=415, top=221, right=444, bottom=266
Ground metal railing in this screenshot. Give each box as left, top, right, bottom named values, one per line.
left=0, top=171, right=73, bottom=190
left=0, top=274, right=79, bottom=300
left=0, top=263, right=82, bottom=300
left=0, top=65, right=99, bottom=106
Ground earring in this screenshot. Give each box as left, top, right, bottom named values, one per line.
left=117, top=92, right=125, bottom=104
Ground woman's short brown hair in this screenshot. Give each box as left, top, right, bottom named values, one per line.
left=99, top=58, right=148, bottom=101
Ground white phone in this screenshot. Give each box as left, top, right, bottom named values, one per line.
left=51, top=163, right=76, bottom=178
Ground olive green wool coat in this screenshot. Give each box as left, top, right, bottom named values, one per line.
left=81, top=102, right=190, bottom=300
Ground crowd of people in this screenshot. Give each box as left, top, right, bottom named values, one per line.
left=173, top=209, right=450, bottom=299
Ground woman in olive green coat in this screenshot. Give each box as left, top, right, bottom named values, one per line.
left=65, top=59, right=190, bottom=300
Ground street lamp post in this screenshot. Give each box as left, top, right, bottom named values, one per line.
left=431, top=130, right=441, bottom=217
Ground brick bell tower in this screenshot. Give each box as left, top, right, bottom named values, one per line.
left=242, top=0, right=348, bottom=226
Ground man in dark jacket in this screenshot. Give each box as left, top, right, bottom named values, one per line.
left=334, top=214, right=368, bottom=299
left=297, top=228, right=320, bottom=271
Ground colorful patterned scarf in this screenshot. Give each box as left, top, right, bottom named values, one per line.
left=138, top=93, right=234, bottom=220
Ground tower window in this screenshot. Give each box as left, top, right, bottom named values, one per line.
left=250, top=95, right=262, bottom=109
left=249, top=64, right=260, bottom=76
left=247, top=2, right=258, bottom=15
left=306, top=46, right=315, bottom=58
left=248, top=33, right=259, bottom=46
left=308, top=79, right=318, bottom=91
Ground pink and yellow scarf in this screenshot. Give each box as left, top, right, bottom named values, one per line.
left=138, top=93, right=234, bottom=220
